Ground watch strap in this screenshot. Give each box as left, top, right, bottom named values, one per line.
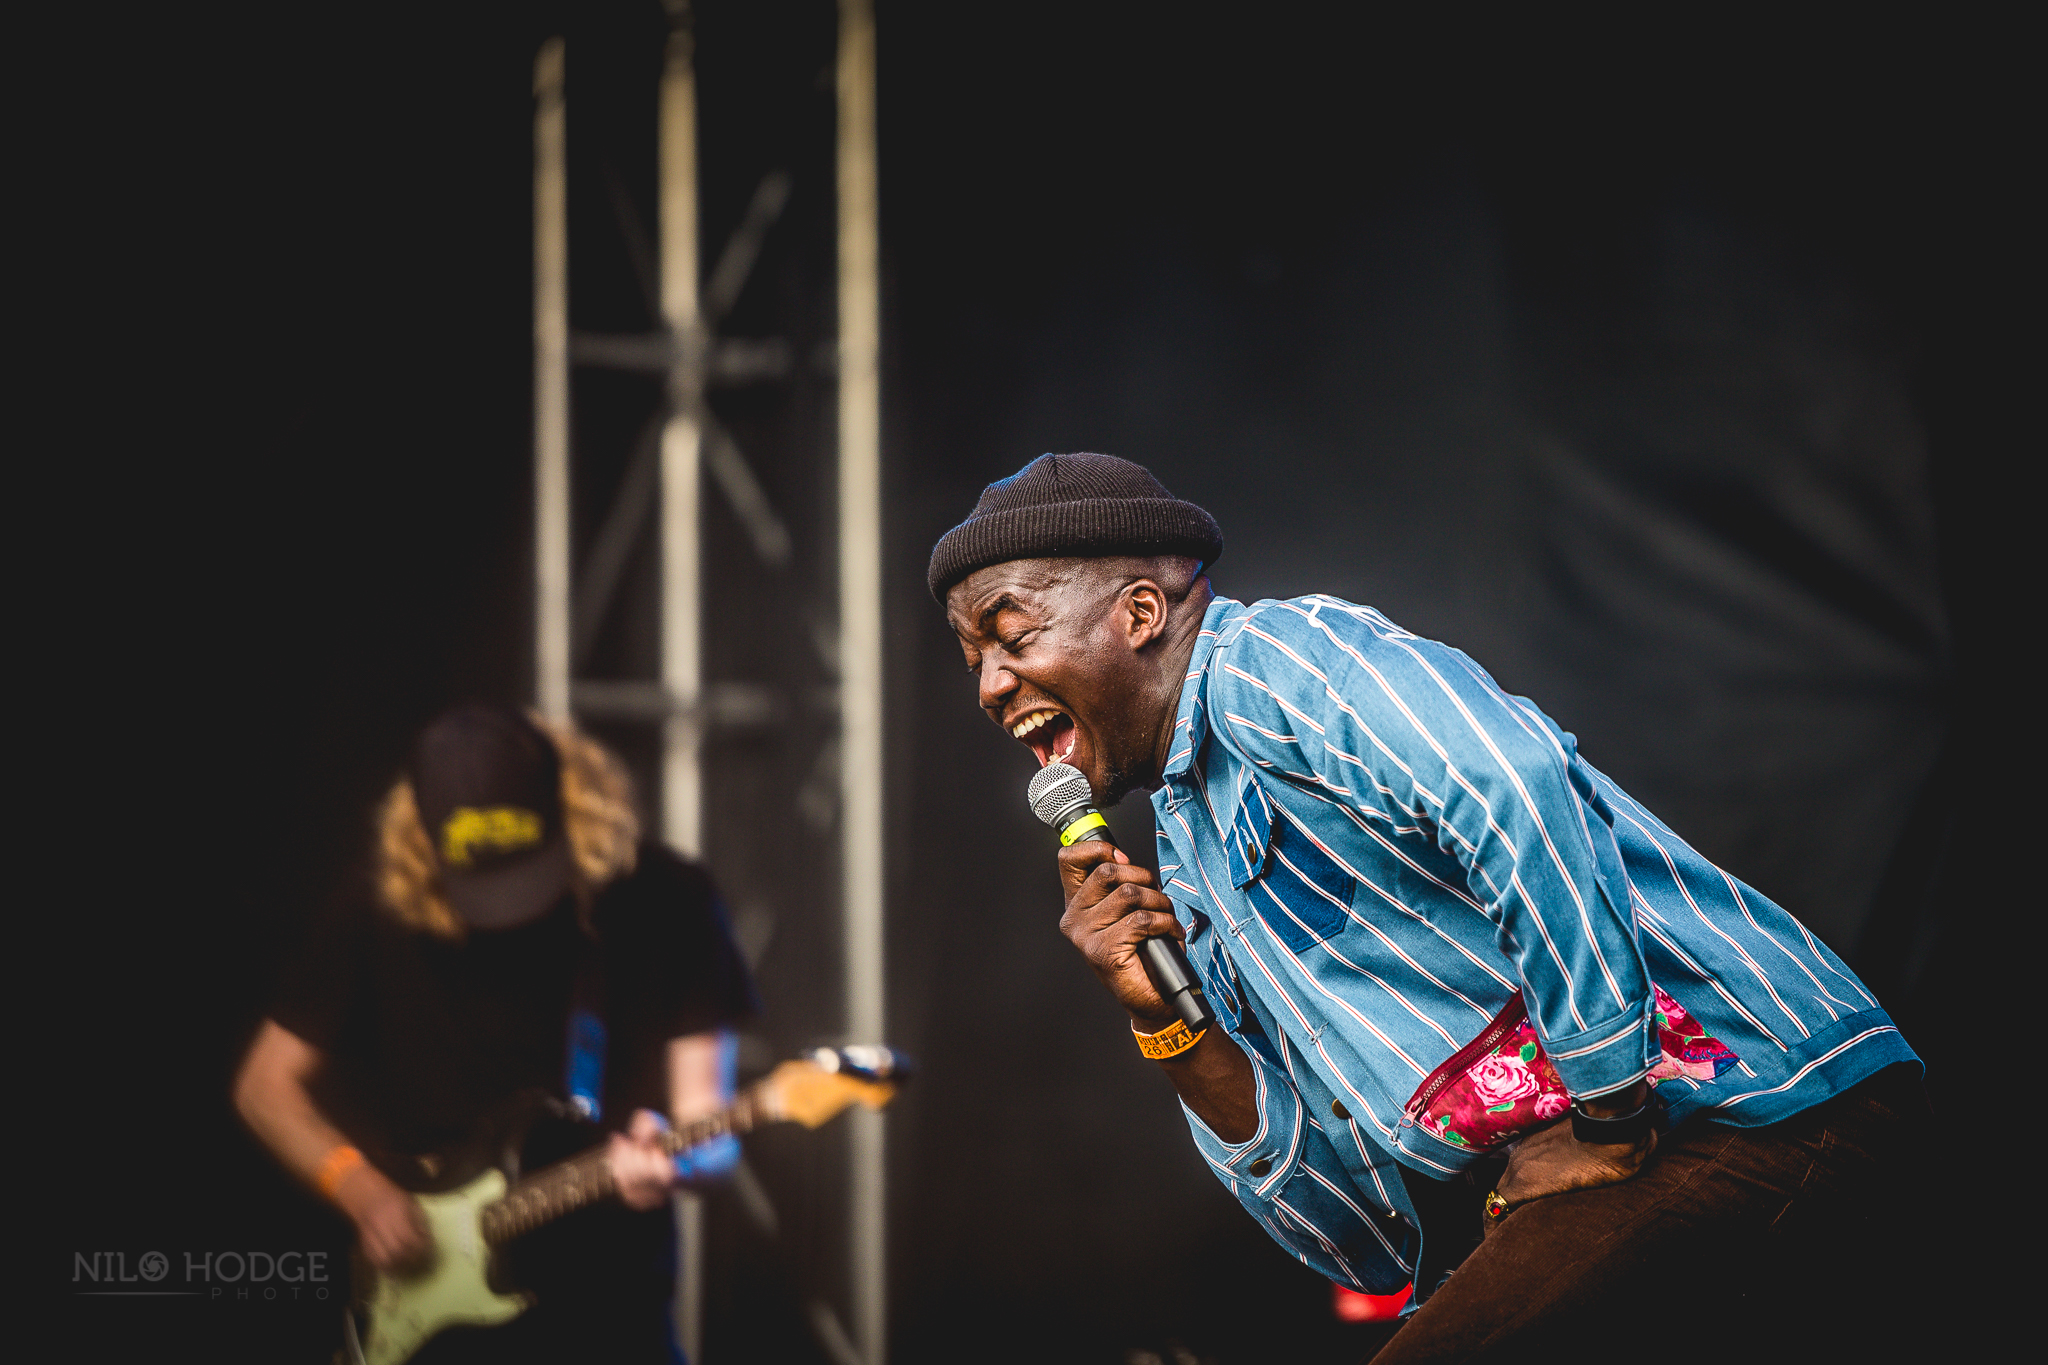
left=1570, top=1094, right=1655, bottom=1144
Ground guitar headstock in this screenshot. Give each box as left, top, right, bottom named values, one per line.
left=757, top=1045, right=912, bottom=1129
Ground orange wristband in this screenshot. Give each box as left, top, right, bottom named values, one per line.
left=315, top=1144, right=365, bottom=1201
left=1133, top=1017, right=1206, bottom=1061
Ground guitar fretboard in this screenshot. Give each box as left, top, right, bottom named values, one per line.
left=478, top=1089, right=767, bottom=1244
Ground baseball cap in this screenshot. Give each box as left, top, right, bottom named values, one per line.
left=410, top=703, right=575, bottom=930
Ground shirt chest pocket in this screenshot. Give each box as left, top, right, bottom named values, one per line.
left=1227, top=784, right=1357, bottom=953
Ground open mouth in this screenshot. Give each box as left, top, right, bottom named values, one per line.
left=1010, top=708, right=1078, bottom=768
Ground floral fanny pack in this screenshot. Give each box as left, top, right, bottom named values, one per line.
left=1403, top=985, right=1739, bottom=1152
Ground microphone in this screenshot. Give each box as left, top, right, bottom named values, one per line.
left=1027, top=763, right=1215, bottom=1035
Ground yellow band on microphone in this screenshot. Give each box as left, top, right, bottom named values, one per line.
left=1059, top=812, right=1110, bottom=846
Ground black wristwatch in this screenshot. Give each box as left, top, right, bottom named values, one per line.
left=1570, top=1092, right=1656, bottom=1144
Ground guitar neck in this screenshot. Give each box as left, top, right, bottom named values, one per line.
left=478, top=1087, right=769, bottom=1244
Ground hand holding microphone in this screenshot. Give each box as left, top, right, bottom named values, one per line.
left=1030, top=763, right=1215, bottom=1035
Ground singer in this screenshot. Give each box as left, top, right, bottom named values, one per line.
left=930, top=453, right=1926, bottom=1359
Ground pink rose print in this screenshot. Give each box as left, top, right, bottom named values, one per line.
left=1412, top=983, right=1740, bottom=1154
left=1647, top=1053, right=1724, bottom=1085
left=1467, top=1053, right=1542, bottom=1107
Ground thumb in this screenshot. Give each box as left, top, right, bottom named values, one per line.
left=1113, top=848, right=1130, bottom=864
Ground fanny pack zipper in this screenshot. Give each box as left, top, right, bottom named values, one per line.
left=1403, top=991, right=1529, bottom=1122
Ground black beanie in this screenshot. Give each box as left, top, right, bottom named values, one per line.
left=927, top=453, right=1223, bottom=600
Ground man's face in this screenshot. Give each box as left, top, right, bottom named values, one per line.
left=945, top=560, right=1162, bottom=804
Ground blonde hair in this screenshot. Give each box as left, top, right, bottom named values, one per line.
left=374, top=715, right=641, bottom=938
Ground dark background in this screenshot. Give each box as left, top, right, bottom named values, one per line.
left=41, top=3, right=2022, bottom=1361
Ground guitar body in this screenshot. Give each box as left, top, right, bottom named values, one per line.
left=344, top=1046, right=907, bottom=1365
left=358, top=1170, right=531, bottom=1365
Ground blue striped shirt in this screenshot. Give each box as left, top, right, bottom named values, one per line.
left=1154, top=595, right=1915, bottom=1294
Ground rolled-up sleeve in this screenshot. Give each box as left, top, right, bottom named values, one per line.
left=1215, top=601, right=1660, bottom=1098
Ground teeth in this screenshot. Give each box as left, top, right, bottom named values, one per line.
left=1010, top=709, right=1060, bottom=739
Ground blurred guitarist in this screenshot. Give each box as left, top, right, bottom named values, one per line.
left=235, top=703, right=759, bottom=1363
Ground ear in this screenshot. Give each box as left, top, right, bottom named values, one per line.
left=1119, top=579, right=1171, bottom=650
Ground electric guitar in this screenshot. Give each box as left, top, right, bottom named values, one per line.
left=346, top=1045, right=907, bottom=1365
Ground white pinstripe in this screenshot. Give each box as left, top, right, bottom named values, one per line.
left=1247, top=616, right=1599, bottom=1026
left=1715, top=1027, right=1901, bottom=1107
left=1151, top=595, right=1909, bottom=1294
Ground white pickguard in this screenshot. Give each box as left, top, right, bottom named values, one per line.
left=359, top=1170, right=531, bottom=1365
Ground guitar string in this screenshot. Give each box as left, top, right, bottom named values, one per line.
left=479, top=1088, right=768, bottom=1243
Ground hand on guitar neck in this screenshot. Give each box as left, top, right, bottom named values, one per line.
left=608, top=1108, right=687, bottom=1211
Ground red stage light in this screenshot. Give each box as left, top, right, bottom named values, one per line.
left=1333, top=1281, right=1413, bottom=1322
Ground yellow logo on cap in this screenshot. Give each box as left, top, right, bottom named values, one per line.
left=440, top=806, right=544, bottom=868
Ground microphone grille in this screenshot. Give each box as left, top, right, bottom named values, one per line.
left=1027, top=762, right=1096, bottom=829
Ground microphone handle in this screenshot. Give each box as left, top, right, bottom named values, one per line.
left=1069, top=825, right=1217, bottom=1034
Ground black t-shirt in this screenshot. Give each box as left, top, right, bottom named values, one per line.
left=274, top=844, right=757, bottom=1171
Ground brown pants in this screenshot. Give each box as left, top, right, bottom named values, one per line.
left=1369, top=1063, right=1933, bottom=1363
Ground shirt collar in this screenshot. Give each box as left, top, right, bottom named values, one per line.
left=1160, top=596, right=1241, bottom=798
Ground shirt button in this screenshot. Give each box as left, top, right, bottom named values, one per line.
left=1331, top=1100, right=1351, bottom=1120
left=1247, top=1157, right=1272, bottom=1177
